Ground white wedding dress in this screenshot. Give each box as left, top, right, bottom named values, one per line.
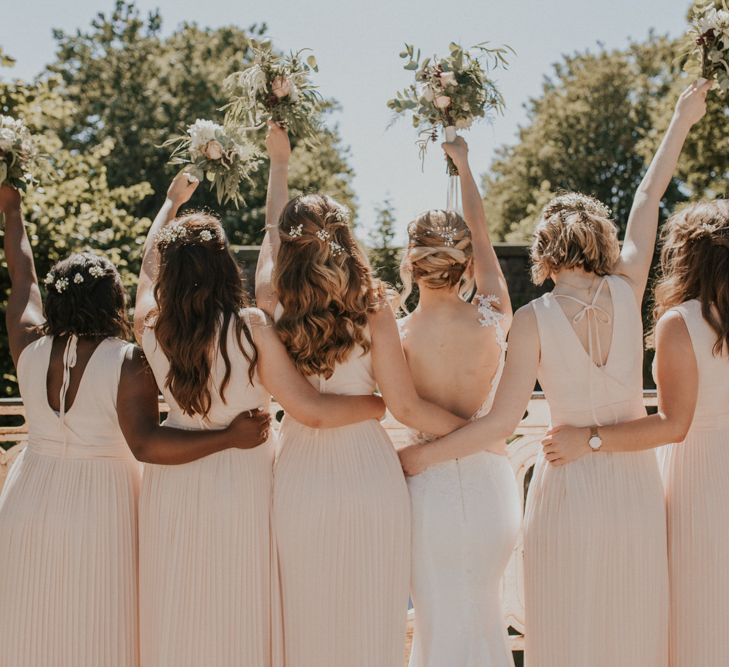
left=401, top=296, right=521, bottom=667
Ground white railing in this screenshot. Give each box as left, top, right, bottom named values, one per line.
left=0, top=392, right=658, bottom=661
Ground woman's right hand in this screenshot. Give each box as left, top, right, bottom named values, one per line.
left=228, top=409, right=272, bottom=449
left=265, top=121, right=291, bottom=165
left=673, top=79, right=712, bottom=128
left=441, top=136, right=469, bottom=171
left=166, top=171, right=199, bottom=208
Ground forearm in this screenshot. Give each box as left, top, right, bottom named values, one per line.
left=4, top=207, right=37, bottom=287
left=599, top=412, right=690, bottom=453
left=637, top=115, right=691, bottom=202
left=393, top=396, right=467, bottom=436
left=130, top=424, right=236, bottom=465
left=285, top=393, right=383, bottom=429
left=424, top=413, right=510, bottom=465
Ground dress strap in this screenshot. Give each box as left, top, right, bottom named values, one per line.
left=58, top=335, right=79, bottom=457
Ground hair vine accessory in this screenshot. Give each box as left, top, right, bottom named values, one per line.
left=329, top=240, right=346, bottom=256
left=199, top=230, right=213, bottom=242
left=316, top=229, right=331, bottom=241
left=433, top=223, right=457, bottom=247
left=155, top=223, right=190, bottom=247
left=88, top=265, right=105, bottom=279
left=44, top=272, right=55, bottom=286
left=54, top=277, right=69, bottom=293
left=288, top=224, right=303, bottom=238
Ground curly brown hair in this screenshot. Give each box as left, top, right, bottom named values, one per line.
left=274, top=194, right=385, bottom=377
left=530, top=192, right=620, bottom=285
left=650, top=200, right=729, bottom=354
left=398, top=209, right=473, bottom=312
left=39, top=253, right=131, bottom=339
left=149, top=212, right=257, bottom=418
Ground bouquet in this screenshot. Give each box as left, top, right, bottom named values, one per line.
left=387, top=42, right=511, bottom=174
left=0, top=115, right=44, bottom=190
left=223, top=44, right=322, bottom=145
left=682, top=2, right=729, bottom=91
left=163, top=119, right=261, bottom=208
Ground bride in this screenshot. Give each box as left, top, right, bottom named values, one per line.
left=397, top=137, right=521, bottom=667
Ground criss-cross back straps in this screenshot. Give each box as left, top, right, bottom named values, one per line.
left=58, top=335, right=79, bottom=457
left=554, top=277, right=613, bottom=426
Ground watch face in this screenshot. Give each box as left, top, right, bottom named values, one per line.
left=589, top=435, right=602, bottom=450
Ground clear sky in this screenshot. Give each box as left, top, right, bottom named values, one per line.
left=5, top=0, right=692, bottom=237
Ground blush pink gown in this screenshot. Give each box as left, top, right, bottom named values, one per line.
left=524, top=275, right=668, bottom=667
left=659, top=299, right=729, bottom=666
left=0, top=336, right=141, bottom=667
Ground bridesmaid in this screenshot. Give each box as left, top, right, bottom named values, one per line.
left=258, top=123, right=466, bottom=667
left=134, top=173, right=386, bottom=667
left=397, top=137, right=520, bottom=667
left=545, top=200, right=729, bottom=666
left=0, top=185, right=263, bottom=667
left=401, top=81, right=710, bottom=667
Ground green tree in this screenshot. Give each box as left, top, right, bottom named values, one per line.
left=46, top=1, right=356, bottom=243
left=368, top=198, right=402, bottom=289
left=483, top=34, right=681, bottom=241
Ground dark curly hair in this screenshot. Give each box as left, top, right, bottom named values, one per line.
left=38, top=253, right=131, bottom=339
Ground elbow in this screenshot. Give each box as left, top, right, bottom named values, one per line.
left=128, top=442, right=154, bottom=464
left=299, top=414, right=325, bottom=429
left=389, top=401, right=415, bottom=427
left=658, top=414, right=691, bottom=444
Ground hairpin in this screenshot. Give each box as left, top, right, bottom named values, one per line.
left=288, top=224, right=303, bottom=238
left=73, top=273, right=84, bottom=284
left=199, top=230, right=213, bottom=242
left=54, top=277, right=69, bottom=293
left=434, top=224, right=456, bottom=247
left=88, top=265, right=105, bottom=279
left=316, top=229, right=331, bottom=241
left=329, top=240, right=346, bottom=256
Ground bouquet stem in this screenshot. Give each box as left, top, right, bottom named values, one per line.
left=444, top=125, right=458, bottom=176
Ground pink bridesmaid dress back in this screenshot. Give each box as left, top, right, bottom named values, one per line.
left=524, top=274, right=669, bottom=667
left=0, top=335, right=141, bottom=667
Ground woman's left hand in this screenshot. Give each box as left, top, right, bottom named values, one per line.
left=398, top=443, right=432, bottom=477
left=541, top=425, right=591, bottom=466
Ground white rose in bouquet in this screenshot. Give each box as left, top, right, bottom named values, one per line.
left=188, top=119, right=221, bottom=154
left=271, top=76, right=292, bottom=98
left=439, top=71, right=457, bottom=87
left=203, top=140, right=224, bottom=161
left=0, top=128, right=14, bottom=151
left=434, top=95, right=452, bottom=109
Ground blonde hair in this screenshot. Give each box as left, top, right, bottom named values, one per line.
left=274, top=194, right=385, bottom=377
left=650, top=200, right=729, bottom=353
left=399, top=209, right=473, bottom=311
left=530, top=192, right=620, bottom=285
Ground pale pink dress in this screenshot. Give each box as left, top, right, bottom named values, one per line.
left=0, top=335, right=141, bottom=667
left=524, top=275, right=669, bottom=667
left=140, top=309, right=275, bottom=667
left=659, top=299, right=729, bottom=666
left=273, top=334, right=411, bottom=667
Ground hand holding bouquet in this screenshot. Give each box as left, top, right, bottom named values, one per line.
left=387, top=42, right=511, bottom=174
left=0, top=115, right=44, bottom=190
left=224, top=44, right=322, bottom=145
left=163, top=119, right=261, bottom=208
left=682, top=2, right=729, bottom=92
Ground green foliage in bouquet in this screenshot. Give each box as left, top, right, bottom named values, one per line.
left=387, top=42, right=512, bottom=174
left=223, top=43, right=322, bottom=145
left=0, top=115, right=47, bottom=191
left=163, top=119, right=262, bottom=208
left=681, top=1, right=729, bottom=91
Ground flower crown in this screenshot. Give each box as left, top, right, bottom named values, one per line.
left=155, top=223, right=218, bottom=248
left=44, top=263, right=107, bottom=294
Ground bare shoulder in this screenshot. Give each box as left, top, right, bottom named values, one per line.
left=121, top=344, right=151, bottom=376
left=655, top=309, right=691, bottom=352
left=512, top=302, right=538, bottom=330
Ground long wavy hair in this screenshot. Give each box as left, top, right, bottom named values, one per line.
left=274, top=194, right=385, bottom=377
left=530, top=192, right=620, bottom=285
left=398, top=209, right=473, bottom=312
left=149, top=212, right=257, bottom=417
left=39, top=253, right=131, bottom=339
left=650, top=200, right=729, bottom=354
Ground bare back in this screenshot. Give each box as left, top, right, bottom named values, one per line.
left=398, top=294, right=506, bottom=421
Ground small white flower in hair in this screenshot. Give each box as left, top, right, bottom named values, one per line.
left=329, top=240, right=346, bottom=256
left=199, top=230, right=213, bottom=242
left=288, top=224, right=303, bottom=238
left=316, top=229, right=331, bottom=241
left=88, top=265, right=105, bottom=279
left=73, top=273, right=84, bottom=284
left=700, top=222, right=714, bottom=233
left=54, top=277, right=69, bottom=293
left=44, top=272, right=55, bottom=286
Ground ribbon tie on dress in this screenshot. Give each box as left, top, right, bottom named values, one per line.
left=58, top=335, right=78, bottom=458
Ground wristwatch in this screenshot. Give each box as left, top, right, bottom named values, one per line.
left=588, top=426, right=602, bottom=452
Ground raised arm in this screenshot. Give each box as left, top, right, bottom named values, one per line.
left=117, top=346, right=271, bottom=464
left=250, top=312, right=386, bottom=428
left=256, top=122, right=290, bottom=316
left=369, top=304, right=467, bottom=436
left=133, top=172, right=199, bottom=343
left=442, top=137, right=511, bottom=323
left=541, top=311, right=697, bottom=465
left=1, top=186, right=44, bottom=365
left=615, top=80, right=711, bottom=301
left=399, top=304, right=540, bottom=475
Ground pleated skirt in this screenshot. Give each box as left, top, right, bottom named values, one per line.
left=523, top=450, right=669, bottom=667
left=407, top=451, right=520, bottom=667
left=273, top=418, right=411, bottom=667
left=661, top=429, right=729, bottom=667
left=0, top=447, right=141, bottom=667
left=139, top=441, right=274, bottom=667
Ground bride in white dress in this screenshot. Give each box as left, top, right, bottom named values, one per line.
left=398, top=138, right=521, bottom=667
